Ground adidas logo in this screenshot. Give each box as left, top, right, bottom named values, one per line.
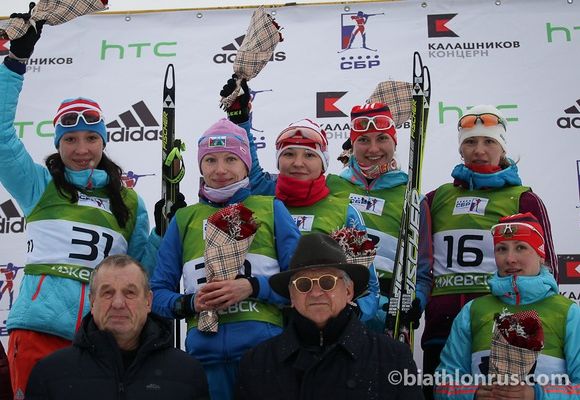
left=106, top=101, right=161, bottom=142
left=213, top=35, right=286, bottom=64
left=557, top=98, right=580, bottom=129
left=0, top=199, right=25, bottom=234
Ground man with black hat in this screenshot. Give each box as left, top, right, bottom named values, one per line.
left=235, top=233, right=423, bottom=400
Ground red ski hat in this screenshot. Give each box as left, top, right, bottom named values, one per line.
left=350, top=102, right=397, bottom=144
left=491, top=213, right=545, bottom=259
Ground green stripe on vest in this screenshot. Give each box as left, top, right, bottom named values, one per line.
left=287, top=194, right=349, bottom=235
left=326, top=174, right=405, bottom=240
left=470, top=294, right=572, bottom=358
left=176, top=196, right=277, bottom=261
left=186, top=301, right=283, bottom=330
left=27, top=181, right=138, bottom=241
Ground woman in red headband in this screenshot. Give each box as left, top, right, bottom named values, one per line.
left=435, top=213, right=580, bottom=399
left=422, top=105, right=557, bottom=400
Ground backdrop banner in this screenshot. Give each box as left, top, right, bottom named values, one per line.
left=1, top=0, right=579, bottom=360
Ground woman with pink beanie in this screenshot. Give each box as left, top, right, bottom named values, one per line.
left=150, top=118, right=300, bottom=400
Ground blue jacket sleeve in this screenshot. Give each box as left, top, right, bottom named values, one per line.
left=253, top=199, right=300, bottom=304
left=539, top=302, right=580, bottom=399
left=238, top=118, right=276, bottom=196
left=434, top=301, right=476, bottom=400
left=126, top=194, right=150, bottom=264
left=150, top=218, right=184, bottom=319
left=140, top=229, right=162, bottom=277
left=0, top=64, right=51, bottom=216
left=416, top=197, right=433, bottom=311
left=345, top=204, right=379, bottom=322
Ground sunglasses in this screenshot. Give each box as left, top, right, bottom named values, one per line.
left=291, top=274, right=342, bottom=294
left=351, top=115, right=395, bottom=133
left=55, top=109, right=103, bottom=128
left=276, top=127, right=328, bottom=151
left=490, top=222, right=544, bottom=241
left=457, top=113, right=506, bottom=131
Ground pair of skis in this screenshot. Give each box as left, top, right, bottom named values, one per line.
left=161, top=64, right=186, bottom=349
left=385, top=52, right=431, bottom=348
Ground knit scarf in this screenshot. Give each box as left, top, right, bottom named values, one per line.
left=451, top=161, right=522, bottom=190
left=275, top=174, right=330, bottom=207
left=200, top=177, right=250, bottom=204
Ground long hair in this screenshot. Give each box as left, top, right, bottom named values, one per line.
left=45, top=152, right=130, bottom=228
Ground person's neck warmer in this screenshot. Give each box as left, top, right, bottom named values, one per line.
left=275, top=174, right=330, bottom=207
left=291, top=305, right=353, bottom=348
left=340, top=156, right=407, bottom=190
left=200, top=177, right=250, bottom=204
left=357, top=161, right=391, bottom=180
left=65, top=167, right=109, bottom=190
left=451, top=161, right=522, bottom=190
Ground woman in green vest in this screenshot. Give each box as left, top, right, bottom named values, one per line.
left=422, top=105, right=558, bottom=399
left=0, top=18, right=150, bottom=397
left=150, top=118, right=300, bottom=400
left=435, top=213, right=579, bottom=399
left=219, top=77, right=379, bottom=322
left=325, top=102, right=432, bottom=333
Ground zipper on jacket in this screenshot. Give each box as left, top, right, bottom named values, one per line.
left=319, top=331, right=324, bottom=347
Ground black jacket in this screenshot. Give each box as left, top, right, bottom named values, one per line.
left=236, top=307, right=424, bottom=400
left=26, top=313, right=209, bottom=400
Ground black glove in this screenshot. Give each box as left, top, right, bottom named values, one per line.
left=381, top=297, right=422, bottom=329
left=9, top=3, right=45, bottom=61
left=220, top=74, right=251, bottom=124
left=154, top=192, right=187, bottom=235
left=173, top=293, right=195, bottom=319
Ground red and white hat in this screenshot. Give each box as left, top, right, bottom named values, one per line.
left=350, top=102, right=397, bottom=144
left=53, top=97, right=107, bottom=148
left=275, top=118, right=329, bottom=172
left=491, top=213, right=545, bottom=259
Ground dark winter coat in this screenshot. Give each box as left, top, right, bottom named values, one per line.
left=25, top=313, right=209, bottom=400
left=235, top=307, right=424, bottom=400
left=0, top=341, right=12, bottom=400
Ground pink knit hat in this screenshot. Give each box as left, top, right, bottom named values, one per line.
left=197, top=119, right=252, bottom=171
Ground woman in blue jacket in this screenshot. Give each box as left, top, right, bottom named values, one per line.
left=150, top=118, right=300, bottom=400
left=0, top=18, right=149, bottom=396
left=435, top=213, right=579, bottom=400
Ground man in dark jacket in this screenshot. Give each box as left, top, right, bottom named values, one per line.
left=235, top=233, right=424, bottom=400
left=25, top=255, right=208, bottom=399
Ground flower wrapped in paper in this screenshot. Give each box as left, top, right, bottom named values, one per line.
left=198, top=203, right=260, bottom=333
left=220, top=7, right=283, bottom=109
left=489, top=309, right=544, bottom=383
left=329, top=227, right=377, bottom=270
left=1, top=0, right=108, bottom=40
left=366, top=81, right=413, bottom=127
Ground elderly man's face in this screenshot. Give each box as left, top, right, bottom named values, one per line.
left=90, top=263, right=152, bottom=350
left=289, top=267, right=354, bottom=329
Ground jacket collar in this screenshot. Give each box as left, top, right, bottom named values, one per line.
left=275, top=306, right=367, bottom=364
left=488, top=267, right=558, bottom=305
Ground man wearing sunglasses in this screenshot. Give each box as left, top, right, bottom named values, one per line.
left=235, top=233, right=423, bottom=399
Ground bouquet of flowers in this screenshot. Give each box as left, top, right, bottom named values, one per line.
left=489, top=309, right=544, bottom=382
left=1, top=0, right=108, bottom=40
left=330, top=227, right=377, bottom=268
left=220, top=7, right=284, bottom=109
left=198, top=203, right=260, bottom=333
